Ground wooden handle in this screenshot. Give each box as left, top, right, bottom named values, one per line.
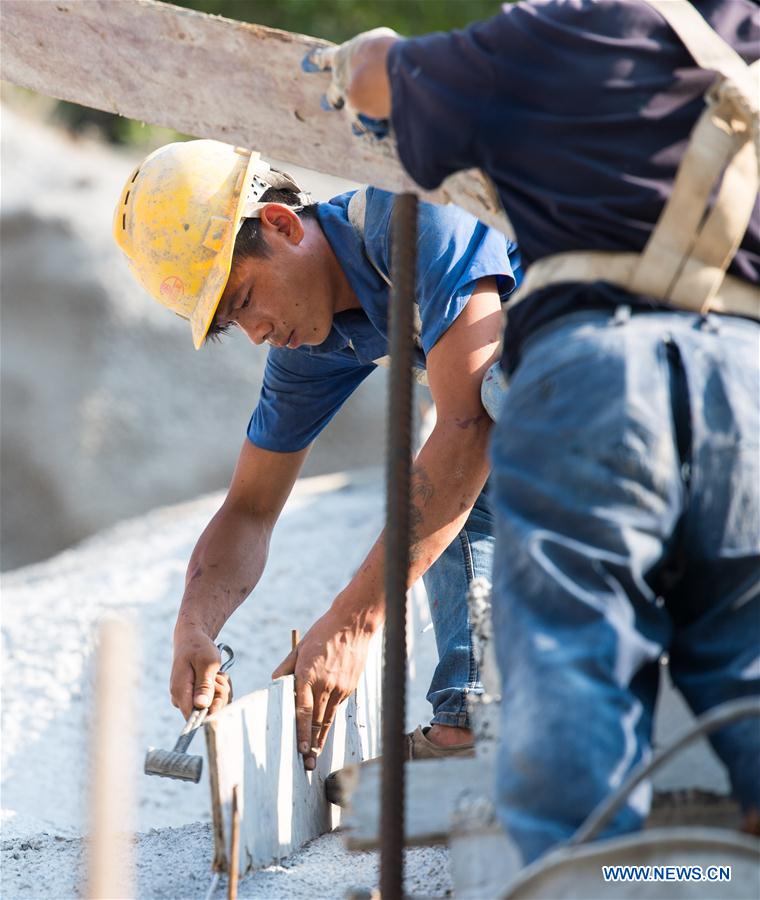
left=228, top=784, right=241, bottom=900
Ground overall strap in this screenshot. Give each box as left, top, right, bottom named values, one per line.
left=629, top=0, right=759, bottom=308
left=643, top=0, right=748, bottom=75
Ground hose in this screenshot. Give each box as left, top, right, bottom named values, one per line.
left=571, top=696, right=760, bottom=845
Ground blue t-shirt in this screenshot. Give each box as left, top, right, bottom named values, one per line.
left=387, top=0, right=760, bottom=372
left=247, top=188, right=521, bottom=452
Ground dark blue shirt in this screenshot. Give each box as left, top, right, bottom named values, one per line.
left=387, top=0, right=759, bottom=372
left=248, top=189, right=520, bottom=452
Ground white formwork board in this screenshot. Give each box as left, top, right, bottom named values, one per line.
left=205, top=633, right=382, bottom=873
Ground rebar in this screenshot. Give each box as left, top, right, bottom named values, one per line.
left=381, top=192, right=418, bottom=900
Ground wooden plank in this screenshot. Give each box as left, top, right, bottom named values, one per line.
left=205, top=632, right=382, bottom=873
left=0, top=0, right=508, bottom=232
left=343, top=755, right=490, bottom=849
left=343, top=754, right=743, bottom=855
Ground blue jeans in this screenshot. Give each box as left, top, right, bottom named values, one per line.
left=490, top=308, right=760, bottom=864
left=422, top=486, right=493, bottom=727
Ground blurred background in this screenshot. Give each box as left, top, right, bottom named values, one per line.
left=1, top=0, right=500, bottom=570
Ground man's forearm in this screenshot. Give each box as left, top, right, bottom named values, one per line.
left=174, top=503, right=272, bottom=640
left=332, top=419, right=490, bottom=627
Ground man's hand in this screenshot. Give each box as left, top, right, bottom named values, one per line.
left=272, top=607, right=373, bottom=770
left=171, top=629, right=233, bottom=720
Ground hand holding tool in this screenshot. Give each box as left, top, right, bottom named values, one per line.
left=144, top=643, right=234, bottom=783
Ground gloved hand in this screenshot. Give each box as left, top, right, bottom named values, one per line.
left=303, top=27, right=399, bottom=138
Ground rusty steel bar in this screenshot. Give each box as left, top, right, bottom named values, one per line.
left=381, top=192, right=418, bottom=899
left=228, top=784, right=241, bottom=900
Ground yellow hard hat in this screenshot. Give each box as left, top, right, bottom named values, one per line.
left=113, top=139, right=311, bottom=349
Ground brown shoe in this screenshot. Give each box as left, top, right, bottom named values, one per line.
left=326, top=726, right=474, bottom=806
left=404, top=725, right=474, bottom=760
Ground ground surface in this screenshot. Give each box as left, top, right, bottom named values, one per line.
left=1, top=826, right=452, bottom=899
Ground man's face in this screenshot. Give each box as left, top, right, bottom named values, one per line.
left=216, top=206, right=336, bottom=350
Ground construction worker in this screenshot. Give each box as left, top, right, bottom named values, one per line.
left=113, top=140, right=521, bottom=772
left=314, top=0, right=760, bottom=864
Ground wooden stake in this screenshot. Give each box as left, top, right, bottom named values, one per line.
left=228, top=784, right=241, bottom=900
left=86, top=617, right=136, bottom=899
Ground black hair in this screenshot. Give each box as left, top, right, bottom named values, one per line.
left=205, top=187, right=318, bottom=344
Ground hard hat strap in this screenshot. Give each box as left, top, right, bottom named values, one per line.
left=237, top=158, right=313, bottom=227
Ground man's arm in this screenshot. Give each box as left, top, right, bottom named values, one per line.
left=171, top=439, right=308, bottom=718
left=274, top=277, right=501, bottom=765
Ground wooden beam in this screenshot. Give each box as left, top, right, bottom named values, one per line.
left=0, top=0, right=508, bottom=233
left=205, top=634, right=382, bottom=873
left=343, top=755, right=487, bottom=849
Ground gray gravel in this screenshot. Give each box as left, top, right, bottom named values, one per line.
left=1, top=824, right=452, bottom=900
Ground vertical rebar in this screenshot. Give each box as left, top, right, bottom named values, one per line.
left=381, top=192, right=418, bottom=900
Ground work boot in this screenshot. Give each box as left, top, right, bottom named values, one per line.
left=325, top=725, right=474, bottom=806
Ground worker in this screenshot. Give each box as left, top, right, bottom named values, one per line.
left=113, top=140, right=521, bottom=773
left=314, top=0, right=760, bottom=864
